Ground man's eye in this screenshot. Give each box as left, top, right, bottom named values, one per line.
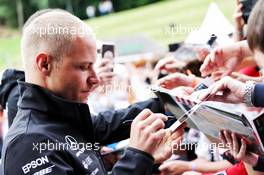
left=79, top=65, right=89, bottom=71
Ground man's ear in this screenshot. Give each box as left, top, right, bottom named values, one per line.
left=35, top=52, right=52, bottom=75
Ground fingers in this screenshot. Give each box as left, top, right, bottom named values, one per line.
left=207, top=76, right=230, bottom=96
left=224, top=130, right=233, bottom=147
left=164, top=63, right=180, bottom=72
left=158, top=164, right=168, bottom=172
left=156, top=73, right=193, bottom=89
left=200, top=55, right=212, bottom=77
left=101, top=58, right=113, bottom=65
left=220, top=130, right=227, bottom=145
left=232, top=133, right=239, bottom=154
left=156, top=73, right=180, bottom=89
left=142, top=113, right=167, bottom=125
left=133, top=109, right=153, bottom=123
left=171, top=122, right=186, bottom=139
left=221, top=68, right=233, bottom=78
left=159, top=161, right=174, bottom=172
left=200, top=48, right=225, bottom=77
left=230, top=72, right=239, bottom=79
left=144, top=115, right=166, bottom=133
left=95, top=58, right=113, bottom=68
left=197, top=48, right=210, bottom=61
left=236, top=138, right=247, bottom=160
left=200, top=55, right=216, bottom=77
left=97, top=65, right=114, bottom=74
left=99, top=72, right=115, bottom=79
left=177, top=86, right=195, bottom=95
left=156, top=75, right=172, bottom=87
left=211, top=70, right=224, bottom=81
left=154, top=57, right=176, bottom=71
left=152, top=128, right=167, bottom=142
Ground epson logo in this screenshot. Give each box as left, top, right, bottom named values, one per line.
left=22, top=156, right=49, bottom=174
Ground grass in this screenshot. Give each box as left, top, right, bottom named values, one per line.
left=0, top=37, right=21, bottom=69
left=0, top=0, right=235, bottom=70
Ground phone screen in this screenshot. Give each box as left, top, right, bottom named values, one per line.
left=102, top=44, right=115, bottom=59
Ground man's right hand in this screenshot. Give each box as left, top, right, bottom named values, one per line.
left=128, top=109, right=184, bottom=163
left=199, top=76, right=246, bottom=104
left=129, top=109, right=167, bottom=154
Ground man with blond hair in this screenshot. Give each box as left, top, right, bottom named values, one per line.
left=1, top=10, right=184, bottom=175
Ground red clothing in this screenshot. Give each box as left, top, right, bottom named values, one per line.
left=225, top=162, right=247, bottom=175
left=239, top=66, right=260, bottom=77
left=202, top=162, right=247, bottom=175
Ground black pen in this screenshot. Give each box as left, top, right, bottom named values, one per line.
left=122, top=116, right=176, bottom=125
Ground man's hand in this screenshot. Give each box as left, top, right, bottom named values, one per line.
left=233, top=0, right=245, bottom=41
left=220, top=130, right=259, bottom=166
left=199, top=76, right=246, bottom=104
left=129, top=109, right=184, bottom=163
left=156, top=72, right=201, bottom=89
left=95, top=58, right=115, bottom=86
left=159, top=160, right=191, bottom=175
left=154, top=56, right=186, bottom=73
left=200, top=44, right=244, bottom=77
left=153, top=126, right=185, bottom=164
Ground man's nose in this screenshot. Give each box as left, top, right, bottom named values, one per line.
left=89, top=70, right=100, bottom=86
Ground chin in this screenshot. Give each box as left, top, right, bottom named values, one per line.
left=79, top=95, right=90, bottom=103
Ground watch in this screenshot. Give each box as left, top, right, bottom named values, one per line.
left=243, top=81, right=256, bottom=106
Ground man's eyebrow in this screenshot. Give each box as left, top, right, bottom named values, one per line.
left=78, top=61, right=93, bottom=65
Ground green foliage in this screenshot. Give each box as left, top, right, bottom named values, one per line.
left=0, top=0, right=17, bottom=27
left=0, top=0, right=163, bottom=28
left=113, top=0, right=160, bottom=11
left=0, top=0, right=235, bottom=69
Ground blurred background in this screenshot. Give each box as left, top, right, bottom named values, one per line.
left=0, top=0, right=235, bottom=70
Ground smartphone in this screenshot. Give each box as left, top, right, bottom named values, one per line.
left=102, top=44, right=115, bottom=59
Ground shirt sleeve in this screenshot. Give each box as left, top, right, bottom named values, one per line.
left=91, top=98, right=165, bottom=145
left=252, top=83, right=264, bottom=107
left=112, top=147, right=154, bottom=175
left=253, top=156, right=264, bottom=172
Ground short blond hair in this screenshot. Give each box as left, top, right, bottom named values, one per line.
left=21, top=10, right=95, bottom=69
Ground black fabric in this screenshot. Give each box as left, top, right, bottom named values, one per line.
left=0, top=69, right=24, bottom=127
left=1, top=81, right=164, bottom=175
left=92, top=98, right=165, bottom=145
left=252, top=83, right=264, bottom=107
left=253, top=156, right=264, bottom=172
left=112, top=147, right=154, bottom=175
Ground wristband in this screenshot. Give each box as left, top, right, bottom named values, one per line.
left=191, top=163, right=197, bottom=171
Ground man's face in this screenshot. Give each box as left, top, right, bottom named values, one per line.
left=48, top=36, right=99, bottom=103
left=254, top=49, right=264, bottom=69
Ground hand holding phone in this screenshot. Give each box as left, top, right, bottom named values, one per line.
left=102, top=44, right=115, bottom=59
